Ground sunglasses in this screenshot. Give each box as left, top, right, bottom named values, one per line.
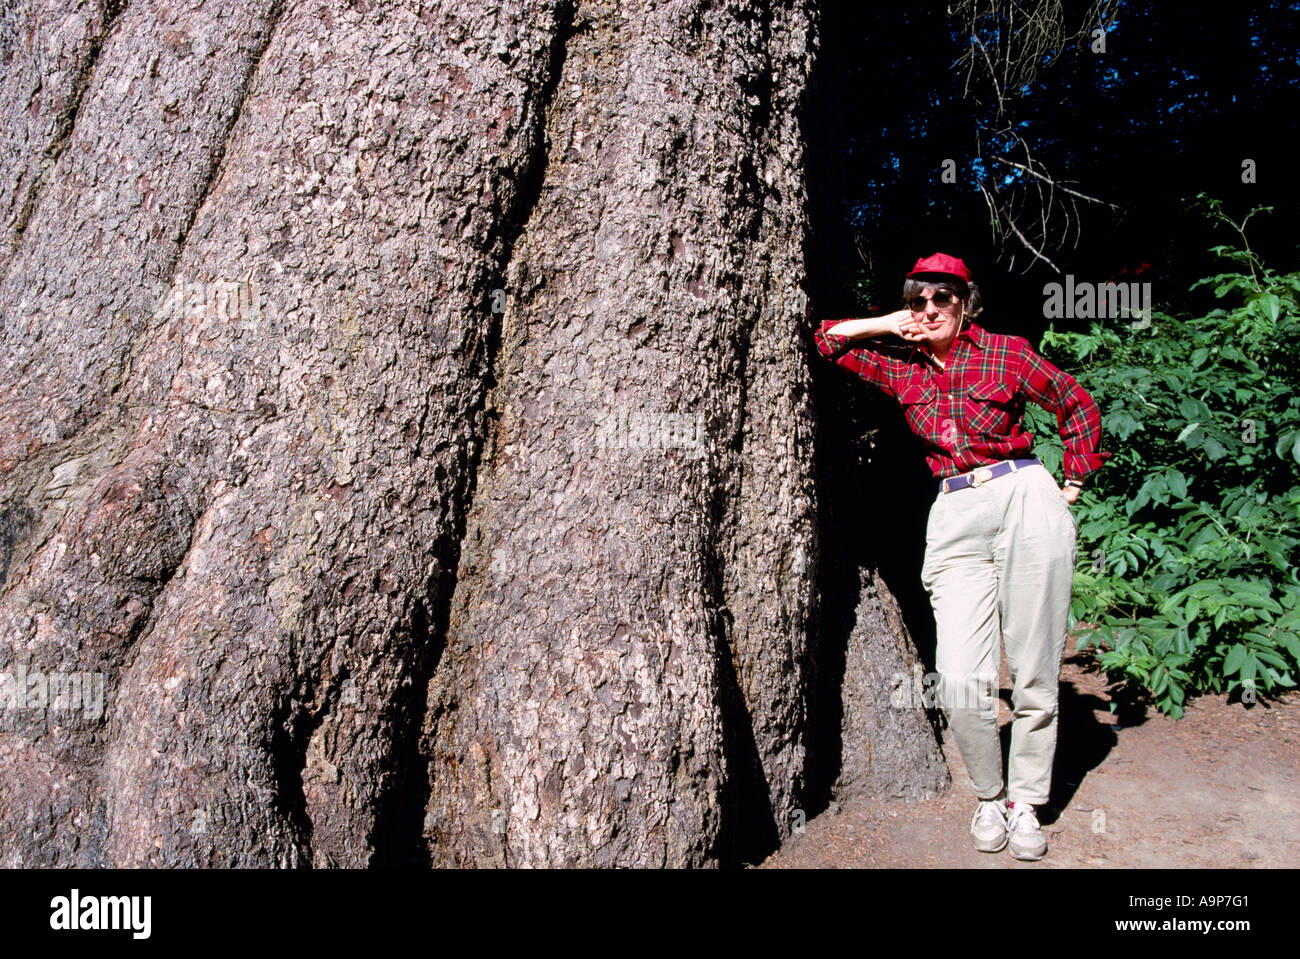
left=906, top=291, right=960, bottom=312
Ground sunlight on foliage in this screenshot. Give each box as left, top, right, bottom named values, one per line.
left=1025, top=197, right=1300, bottom=718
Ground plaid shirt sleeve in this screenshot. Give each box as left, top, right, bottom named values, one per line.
left=1016, top=341, right=1112, bottom=483
left=812, top=319, right=899, bottom=398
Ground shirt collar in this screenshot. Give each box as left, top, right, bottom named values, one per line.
left=959, top=319, right=984, bottom=347
left=913, top=319, right=984, bottom=366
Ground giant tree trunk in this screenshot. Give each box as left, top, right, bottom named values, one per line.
left=0, top=0, right=946, bottom=868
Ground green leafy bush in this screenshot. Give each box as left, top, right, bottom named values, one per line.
left=1024, top=200, right=1300, bottom=717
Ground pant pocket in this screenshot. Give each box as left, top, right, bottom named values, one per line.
left=1022, top=467, right=1075, bottom=548
left=1032, top=467, right=1075, bottom=525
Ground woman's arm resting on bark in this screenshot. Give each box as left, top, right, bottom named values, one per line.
left=812, top=309, right=920, bottom=395
left=826, top=309, right=914, bottom=341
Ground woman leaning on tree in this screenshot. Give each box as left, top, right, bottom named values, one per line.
left=811, top=253, right=1111, bottom=860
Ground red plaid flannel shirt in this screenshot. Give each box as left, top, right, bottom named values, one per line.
left=813, top=318, right=1111, bottom=482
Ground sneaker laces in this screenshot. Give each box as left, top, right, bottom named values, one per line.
left=971, top=799, right=1006, bottom=832
left=1006, top=803, right=1040, bottom=834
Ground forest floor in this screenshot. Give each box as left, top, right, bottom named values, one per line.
left=760, top=633, right=1300, bottom=868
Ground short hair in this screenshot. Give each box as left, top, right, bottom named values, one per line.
left=902, top=276, right=983, bottom=318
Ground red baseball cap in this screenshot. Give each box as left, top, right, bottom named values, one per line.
left=907, top=253, right=973, bottom=283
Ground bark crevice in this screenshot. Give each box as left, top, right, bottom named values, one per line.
left=170, top=0, right=287, bottom=262
left=707, top=604, right=781, bottom=865
left=707, top=288, right=783, bottom=866
left=411, top=0, right=580, bottom=867
left=705, top=0, right=807, bottom=863
left=6, top=0, right=130, bottom=264
left=369, top=585, right=446, bottom=866
left=270, top=679, right=319, bottom=866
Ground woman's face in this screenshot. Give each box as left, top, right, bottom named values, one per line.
left=908, top=284, right=965, bottom=348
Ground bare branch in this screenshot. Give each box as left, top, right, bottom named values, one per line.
left=1003, top=212, right=1060, bottom=273
left=947, top=0, right=1126, bottom=263
left=971, top=31, right=1007, bottom=117
left=989, top=155, right=1122, bottom=209
left=852, top=231, right=874, bottom=273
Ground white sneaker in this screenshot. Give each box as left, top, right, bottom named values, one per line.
left=1006, top=802, right=1047, bottom=860
left=970, top=798, right=1008, bottom=853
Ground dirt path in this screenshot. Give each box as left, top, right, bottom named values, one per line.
left=761, top=636, right=1300, bottom=868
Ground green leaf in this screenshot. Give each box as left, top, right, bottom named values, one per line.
left=1202, top=436, right=1229, bottom=461
left=1255, top=648, right=1290, bottom=670
left=1241, top=655, right=1258, bottom=686
left=1227, top=593, right=1284, bottom=614
left=1224, top=644, right=1247, bottom=675
left=1259, top=292, right=1282, bottom=322
left=1151, top=668, right=1169, bottom=696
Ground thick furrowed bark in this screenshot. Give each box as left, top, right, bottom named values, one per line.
left=0, top=0, right=948, bottom=868
left=0, top=0, right=283, bottom=480
left=421, top=0, right=821, bottom=867
left=713, top=0, right=821, bottom=857
left=1, top=0, right=571, bottom=866
left=99, top=0, right=574, bottom=866
left=0, top=0, right=119, bottom=267
left=834, top=567, right=951, bottom=802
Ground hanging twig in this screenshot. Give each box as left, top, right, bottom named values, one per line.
left=947, top=0, right=1124, bottom=265
left=990, top=155, right=1122, bottom=209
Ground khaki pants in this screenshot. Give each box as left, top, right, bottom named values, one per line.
left=921, top=461, right=1078, bottom=805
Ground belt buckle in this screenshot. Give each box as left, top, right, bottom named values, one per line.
left=970, top=466, right=993, bottom=487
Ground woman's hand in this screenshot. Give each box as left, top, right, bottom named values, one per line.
left=889, top=309, right=927, bottom=342
left=1061, top=484, right=1081, bottom=505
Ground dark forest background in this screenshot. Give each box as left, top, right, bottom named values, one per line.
left=807, top=0, right=1298, bottom=328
